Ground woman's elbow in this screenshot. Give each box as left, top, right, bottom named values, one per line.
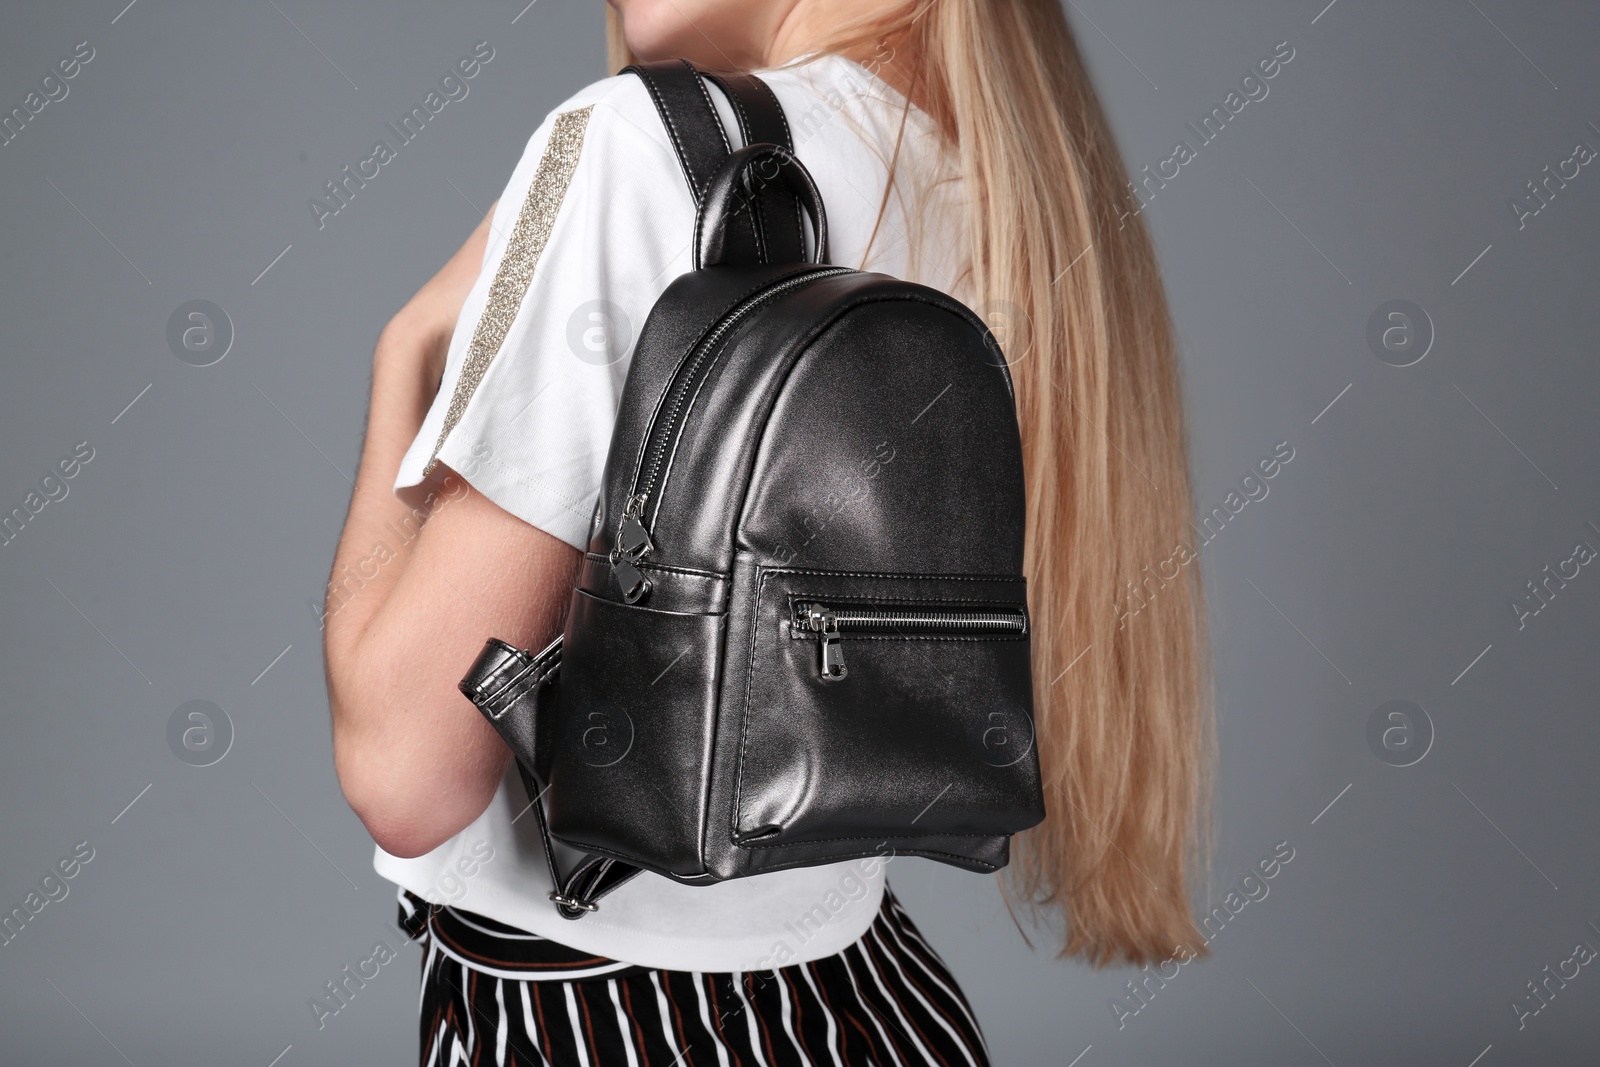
left=345, top=794, right=445, bottom=860
left=332, top=726, right=495, bottom=858
left=334, top=741, right=424, bottom=857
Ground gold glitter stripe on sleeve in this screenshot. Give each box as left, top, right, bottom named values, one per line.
left=423, top=104, right=596, bottom=476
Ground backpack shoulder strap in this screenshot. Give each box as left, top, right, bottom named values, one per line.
left=702, top=71, right=808, bottom=264
left=623, top=59, right=807, bottom=265
left=623, top=59, right=733, bottom=202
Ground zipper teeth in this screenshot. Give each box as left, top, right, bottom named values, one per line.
left=798, top=605, right=1026, bottom=633
left=633, top=267, right=854, bottom=505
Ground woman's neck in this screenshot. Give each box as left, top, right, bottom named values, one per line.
left=763, top=0, right=919, bottom=104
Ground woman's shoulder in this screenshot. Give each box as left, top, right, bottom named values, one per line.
left=489, top=72, right=687, bottom=228
left=521, top=55, right=943, bottom=166
left=542, top=69, right=661, bottom=124
left=484, top=73, right=669, bottom=204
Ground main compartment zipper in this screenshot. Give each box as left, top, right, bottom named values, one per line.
left=610, top=265, right=853, bottom=602
left=792, top=602, right=1028, bottom=681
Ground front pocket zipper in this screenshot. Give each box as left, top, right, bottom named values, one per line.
left=791, top=602, right=1027, bottom=681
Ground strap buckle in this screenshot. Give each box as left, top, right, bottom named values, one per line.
left=548, top=891, right=600, bottom=913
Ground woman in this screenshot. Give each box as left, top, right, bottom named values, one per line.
left=325, top=0, right=1212, bottom=1062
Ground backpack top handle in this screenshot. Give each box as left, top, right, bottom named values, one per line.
left=694, top=143, right=829, bottom=269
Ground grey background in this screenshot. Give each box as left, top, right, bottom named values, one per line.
left=2, top=0, right=1597, bottom=1063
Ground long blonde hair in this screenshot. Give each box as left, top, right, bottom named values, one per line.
left=608, top=1, right=1212, bottom=967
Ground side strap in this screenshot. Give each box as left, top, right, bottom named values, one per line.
left=460, top=635, right=643, bottom=919
left=509, top=757, right=642, bottom=920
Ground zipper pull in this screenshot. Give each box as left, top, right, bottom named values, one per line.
left=804, top=604, right=848, bottom=681
left=616, top=494, right=653, bottom=559
left=612, top=558, right=648, bottom=604
left=610, top=494, right=653, bottom=604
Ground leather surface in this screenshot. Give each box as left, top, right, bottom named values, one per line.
left=546, top=588, right=726, bottom=878
left=581, top=261, right=830, bottom=584
left=700, top=70, right=808, bottom=264
left=461, top=639, right=649, bottom=912
left=731, top=570, right=1041, bottom=847
left=695, top=145, right=828, bottom=269
left=460, top=637, right=560, bottom=781
left=615, top=272, right=1024, bottom=579
left=626, top=60, right=813, bottom=270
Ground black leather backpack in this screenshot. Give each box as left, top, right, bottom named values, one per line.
left=460, top=59, right=1045, bottom=919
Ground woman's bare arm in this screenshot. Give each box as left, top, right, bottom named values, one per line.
left=324, top=206, right=581, bottom=858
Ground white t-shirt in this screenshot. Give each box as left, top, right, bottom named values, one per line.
left=380, top=52, right=971, bottom=973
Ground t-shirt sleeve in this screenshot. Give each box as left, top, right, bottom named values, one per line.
left=392, top=77, right=695, bottom=549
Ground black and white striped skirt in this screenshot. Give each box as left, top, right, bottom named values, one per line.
left=400, top=885, right=991, bottom=1066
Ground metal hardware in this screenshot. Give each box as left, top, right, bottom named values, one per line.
left=548, top=891, right=600, bottom=913
left=614, top=559, right=650, bottom=604
left=609, top=494, right=654, bottom=604
left=801, top=605, right=848, bottom=680
left=616, top=498, right=653, bottom=559
left=793, top=601, right=1026, bottom=680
